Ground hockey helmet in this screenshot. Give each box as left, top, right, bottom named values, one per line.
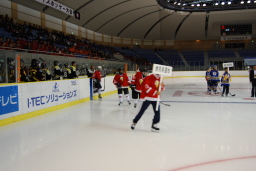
left=53, top=61, right=59, bottom=66
left=31, top=59, right=40, bottom=66
left=7, top=58, right=14, bottom=65
left=211, top=65, right=217, bottom=69
left=71, top=61, right=76, bottom=65
left=41, top=62, right=46, bottom=68
left=64, top=63, right=69, bottom=68
left=140, top=67, right=148, bottom=73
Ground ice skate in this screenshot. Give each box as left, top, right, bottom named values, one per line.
left=131, top=123, right=136, bottom=130
left=134, top=104, right=137, bottom=108
left=151, top=123, right=160, bottom=132
left=118, top=102, right=123, bottom=106
left=128, top=101, right=131, bottom=105
left=98, top=94, right=102, bottom=99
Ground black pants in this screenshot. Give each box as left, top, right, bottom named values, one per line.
left=133, top=100, right=160, bottom=124
left=131, top=87, right=140, bottom=99
left=94, top=79, right=102, bottom=89
left=222, top=85, right=229, bottom=95
left=251, top=82, right=256, bottom=97
left=117, top=87, right=129, bottom=94
left=210, top=80, right=218, bottom=92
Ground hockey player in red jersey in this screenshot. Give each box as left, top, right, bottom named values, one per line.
left=113, top=68, right=131, bottom=105
left=130, top=67, right=148, bottom=108
left=131, top=73, right=165, bottom=132
left=92, top=66, right=103, bottom=99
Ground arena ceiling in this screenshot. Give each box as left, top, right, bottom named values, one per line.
left=9, top=0, right=256, bottom=40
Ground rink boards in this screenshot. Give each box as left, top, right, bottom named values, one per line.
left=0, top=76, right=117, bottom=126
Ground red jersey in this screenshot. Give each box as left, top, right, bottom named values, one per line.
left=131, top=72, right=145, bottom=92
left=92, top=70, right=101, bottom=81
left=113, top=73, right=130, bottom=88
left=140, top=74, right=165, bottom=101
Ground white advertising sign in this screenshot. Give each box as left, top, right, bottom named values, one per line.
left=223, top=62, right=234, bottom=68
left=35, top=0, right=74, bottom=16
left=152, top=64, right=172, bottom=111
left=221, top=36, right=251, bottom=41
left=152, top=64, right=173, bottom=76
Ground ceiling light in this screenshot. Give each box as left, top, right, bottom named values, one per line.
left=228, top=1, right=231, bottom=4
left=197, top=3, right=200, bottom=6
left=174, top=2, right=177, bottom=4
left=221, top=2, right=225, bottom=5
left=203, top=3, right=206, bottom=6
left=215, top=2, right=219, bottom=5
left=191, top=4, right=195, bottom=6
left=240, top=1, right=244, bottom=4
left=247, top=0, right=251, bottom=3
left=177, top=2, right=181, bottom=5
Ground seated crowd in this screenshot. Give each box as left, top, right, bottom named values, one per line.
left=0, top=15, right=115, bottom=59
left=0, top=14, right=152, bottom=68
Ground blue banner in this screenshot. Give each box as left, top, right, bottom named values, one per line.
left=0, top=86, right=19, bottom=115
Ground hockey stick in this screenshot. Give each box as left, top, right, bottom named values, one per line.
left=160, top=102, right=171, bottom=107
left=228, top=92, right=236, bottom=96
left=101, top=76, right=106, bottom=91
left=218, top=85, right=235, bottom=96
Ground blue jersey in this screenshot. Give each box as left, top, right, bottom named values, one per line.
left=210, top=69, right=219, bottom=81
left=205, top=71, right=211, bottom=80
left=221, top=72, right=231, bottom=86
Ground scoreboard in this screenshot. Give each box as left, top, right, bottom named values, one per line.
left=221, top=24, right=252, bottom=35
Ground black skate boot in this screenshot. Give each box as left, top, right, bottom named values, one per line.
left=151, top=123, right=160, bottom=132
left=134, top=103, right=137, bottom=108
left=128, top=101, right=131, bottom=105
left=118, top=102, right=123, bottom=106
left=131, top=123, right=136, bottom=130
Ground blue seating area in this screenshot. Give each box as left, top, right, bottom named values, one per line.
left=208, top=50, right=235, bottom=58
left=0, top=28, right=17, bottom=41
left=114, top=47, right=140, bottom=58
left=238, top=49, right=256, bottom=58
left=181, top=50, right=204, bottom=66
left=132, top=49, right=163, bottom=64
left=157, top=50, right=184, bottom=66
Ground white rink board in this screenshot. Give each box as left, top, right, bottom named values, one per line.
left=172, top=70, right=249, bottom=77
left=0, top=79, right=90, bottom=120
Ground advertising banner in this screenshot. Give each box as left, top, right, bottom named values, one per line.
left=0, top=86, right=19, bottom=115
left=35, top=0, right=74, bottom=16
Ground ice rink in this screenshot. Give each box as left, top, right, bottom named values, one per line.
left=0, top=77, right=256, bottom=171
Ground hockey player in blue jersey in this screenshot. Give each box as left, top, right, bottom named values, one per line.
left=209, top=65, right=220, bottom=94
left=205, top=66, right=212, bottom=93
left=221, top=67, right=231, bottom=97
